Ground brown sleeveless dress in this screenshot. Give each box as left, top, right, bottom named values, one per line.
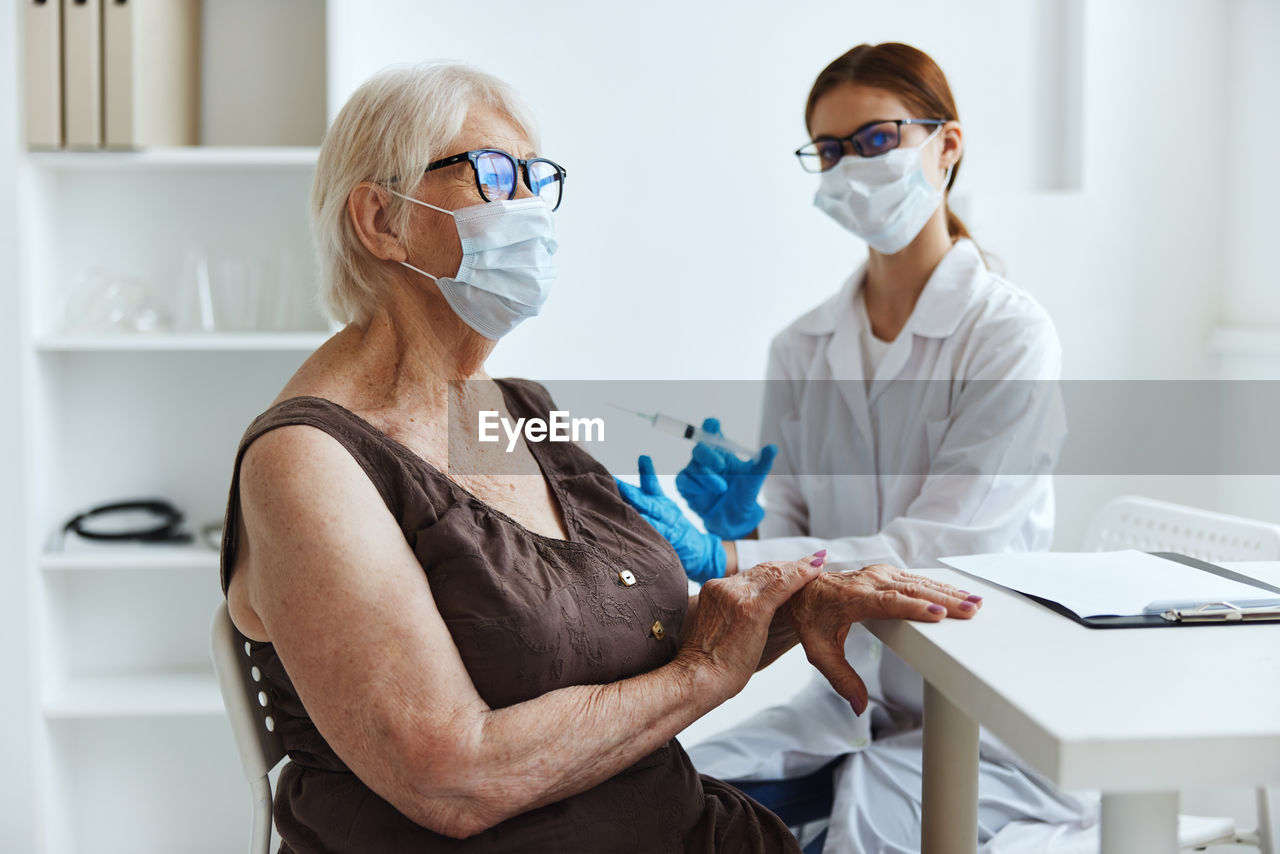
left=220, top=379, right=800, bottom=854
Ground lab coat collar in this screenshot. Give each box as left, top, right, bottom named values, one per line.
left=904, top=238, right=984, bottom=339
left=790, top=238, right=984, bottom=340
left=825, top=271, right=875, bottom=442
left=828, top=316, right=875, bottom=444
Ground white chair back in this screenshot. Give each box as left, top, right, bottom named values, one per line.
left=1082, top=495, right=1280, bottom=561
left=211, top=602, right=286, bottom=854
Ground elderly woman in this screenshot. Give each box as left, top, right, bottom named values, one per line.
left=219, top=62, right=979, bottom=854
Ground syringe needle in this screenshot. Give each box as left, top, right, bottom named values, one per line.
left=611, top=403, right=757, bottom=461
left=608, top=402, right=656, bottom=424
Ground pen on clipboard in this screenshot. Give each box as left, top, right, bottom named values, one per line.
left=1143, top=597, right=1280, bottom=614
left=1144, top=598, right=1280, bottom=623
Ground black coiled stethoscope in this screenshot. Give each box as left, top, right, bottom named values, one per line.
left=62, top=499, right=193, bottom=544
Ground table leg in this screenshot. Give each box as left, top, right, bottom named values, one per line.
left=922, top=681, right=979, bottom=854
left=1100, top=791, right=1177, bottom=854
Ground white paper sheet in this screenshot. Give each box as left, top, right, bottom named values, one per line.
left=939, top=550, right=1278, bottom=618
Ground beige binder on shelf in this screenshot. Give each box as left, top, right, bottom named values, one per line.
left=61, top=0, right=102, bottom=148
left=24, top=0, right=63, bottom=149
left=104, top=0, right=201, bottom=149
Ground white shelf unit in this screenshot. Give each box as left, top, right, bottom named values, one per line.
left=34, top=332, right=330, bottom=352
left=21, top=202, right=323, bottom=854
left=10, top=4, right=332, bottom=851
left=23, top=217, right=324, bottom=854
left=41, top=545, right=220, bottom=573
left=28, top=146, right=320, bottom=171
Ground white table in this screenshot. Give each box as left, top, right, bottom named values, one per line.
left=861, top=561, right=1280, bottom=854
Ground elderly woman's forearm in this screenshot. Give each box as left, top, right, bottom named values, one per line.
left=377, top=563, right=819, bottom=836
left=393, top=657, right=712, bottom=838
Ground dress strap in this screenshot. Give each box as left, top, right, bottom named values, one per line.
left=219, top=396, right=414, bottom=594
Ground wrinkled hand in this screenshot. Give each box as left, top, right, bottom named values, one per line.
left=678, top=555, right=825, bottom=706
left=616, top=455, right=726, bottom=583
left=783, top=564, right=980, bottom=715
left=675, top=418, right=778, bottom=540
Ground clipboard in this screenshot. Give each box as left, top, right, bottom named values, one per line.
left=1020, top=552, right=1280, bottom=629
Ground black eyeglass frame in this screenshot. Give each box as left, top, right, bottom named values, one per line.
left=423, top=148, right=568, bottom=210
left=795, top=118, right=947, bottom=172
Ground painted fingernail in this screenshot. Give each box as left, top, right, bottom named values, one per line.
left=959, top=601, right=975, bottom=612
left=810, top=557, right=826, bottom=567
left=851, top=696, right=867, bottom=716
left=927, top=604, right=945, bottom=614
left=966, top=594, right=983, bottom=604
left=814, top=549, right=828, bottom=557
left=958, top=590, right=971, bottom=596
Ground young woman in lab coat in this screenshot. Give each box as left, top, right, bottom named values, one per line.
left=622, top=43, right=1095, bottom=853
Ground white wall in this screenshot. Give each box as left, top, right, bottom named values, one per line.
left=955, top=0, right=1247, bottom=547
left=329, top=0, right=1078, bottom=387
left=1223, top=0, right=1280, bottom=327
left=0, top=0, right=35, bottom=847
left=975, top=0, right=1228, bottom=384
left=1210, top=2, right=1280, bottom=732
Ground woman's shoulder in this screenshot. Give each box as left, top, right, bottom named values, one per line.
left=965, top=270, right=1059, bottom=363
left=948, top=241, right=1052, bottom=331
left=222, top=400, right=399, bottom=598
left=239, top=395, right=377, bottom=459
left=236, top=394, right=454, bottom=528
left=949, top=249, right=1061, bottom=379
left=236, top=410, right=367, bottom=495
left=972, top=272, right=1054, bottom=332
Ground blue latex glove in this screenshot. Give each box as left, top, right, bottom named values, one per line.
left=616, top=455, right=726, bottom=583
left=675, top=418, right=777, bottom=540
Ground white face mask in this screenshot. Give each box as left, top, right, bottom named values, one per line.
left=390, top=191, right=558, bottom=341
left=813, top=126, right=952, bottom=255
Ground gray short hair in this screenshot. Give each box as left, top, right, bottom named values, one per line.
left=310, top=62, right=541, bottom=325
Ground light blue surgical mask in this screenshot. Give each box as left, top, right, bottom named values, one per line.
left=390, top=191, right=558, bottom=341
left=814, top=126, right=951, bottom=255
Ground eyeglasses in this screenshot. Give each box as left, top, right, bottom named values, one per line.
left=423, top=148, right=567, bottom=210
left=794, top=119, right=945, bottom=173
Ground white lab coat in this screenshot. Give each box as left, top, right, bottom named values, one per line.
left=689, top=239, right=1098, bottom=852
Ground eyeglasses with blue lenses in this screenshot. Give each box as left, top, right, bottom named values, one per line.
left=794, top=119, right=945, bottom=173
left=423, top=148, right=567, bottom=210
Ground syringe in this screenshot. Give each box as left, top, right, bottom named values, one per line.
left=610, top=404, right=758, bottom=460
